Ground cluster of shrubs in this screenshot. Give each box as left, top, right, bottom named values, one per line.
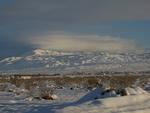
left=96, top=83, right=148, bottom=99
left=0, top=81, right=58, bottom=101
left=29, top=80, right=58, bottom=100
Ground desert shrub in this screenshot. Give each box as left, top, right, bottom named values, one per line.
left=39, top=81, right=54, bottom=97
left=0, top=83, right=6, bottom=91
left=0, top=82, right=17, bottom=92
left=30, top=80, right=55, bottom=100
left=0, top=74, right=150, bottom=92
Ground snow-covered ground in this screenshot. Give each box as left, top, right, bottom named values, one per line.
left=57, top=94, right=150, bottom=113
left=0, top=86, right=150, bottom=113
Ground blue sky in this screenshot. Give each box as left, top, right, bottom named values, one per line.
left=0, top=0, right=150, bottom=57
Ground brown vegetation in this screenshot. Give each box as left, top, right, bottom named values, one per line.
left=0, top=74, right=150, bottom=90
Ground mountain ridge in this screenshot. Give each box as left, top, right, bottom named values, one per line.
left=0, top=49, right=150, bottom=74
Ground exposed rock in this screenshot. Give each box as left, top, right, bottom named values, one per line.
left=41, top=94, right=58, bottom=100
left=101, top=89, right=117, bottom=97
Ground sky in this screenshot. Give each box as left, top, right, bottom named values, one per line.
left=0, top=0, right=150, bottom=57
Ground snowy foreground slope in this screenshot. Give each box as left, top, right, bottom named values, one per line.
left=57, top=94, right=150, bottom=113
left=1, top=49, right=150, bottom=74
left=0, top=87, right=150, bottom=113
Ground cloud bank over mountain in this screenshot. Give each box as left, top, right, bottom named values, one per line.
left=28, top=33, right=137, bottom=51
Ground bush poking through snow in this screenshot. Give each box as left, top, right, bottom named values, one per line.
left=101, top=87, right=148, bottom=98
left=0, top=83, right=17, bottom=92
left=29, top=81, right=58, bottom=100
left=92, top=84, right=149, bottom=100
left=39, top=87, right=54, bottom=100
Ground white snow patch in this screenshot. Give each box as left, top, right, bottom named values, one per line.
left=0, top=57, right=22, bottom=64
left=57, top=94, right=150, bottom=113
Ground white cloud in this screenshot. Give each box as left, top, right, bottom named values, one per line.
left=28, top=33, right=137, bottom=51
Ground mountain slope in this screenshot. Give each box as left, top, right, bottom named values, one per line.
left=0, top=49, right=150, bottom=74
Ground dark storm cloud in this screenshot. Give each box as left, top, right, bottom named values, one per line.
left=1, top=0, right=150, bottom=23
left=0, top=0, right=150, bottom=56
left=1, top=0, right=150, bottom=32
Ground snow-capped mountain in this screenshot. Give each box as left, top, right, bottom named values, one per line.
left=0, top=49, right=150, bottom=74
